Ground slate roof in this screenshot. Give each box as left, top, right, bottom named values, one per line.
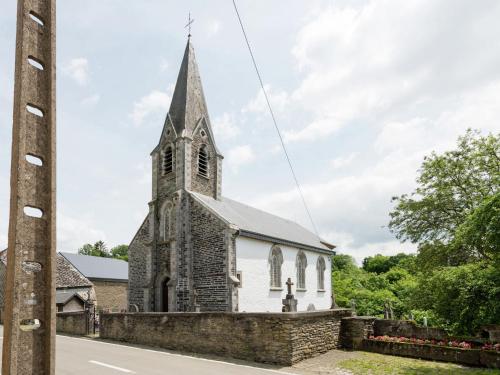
left=56, top=290, right=86, bottom=305
left=1, top=250, right=92, bottom=288
left=60, top=252, right=128, bottom=282
left=56, top=254, right=93, bottom=288
left=190, top=192, right=335, bottom=253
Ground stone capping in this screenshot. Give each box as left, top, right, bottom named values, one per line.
left=105, top=308, right=351, bottom=319
left=56, top=311, right=87, bottom=316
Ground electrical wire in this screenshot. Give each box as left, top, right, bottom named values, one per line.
left=232, top=0, right=319, bottom=236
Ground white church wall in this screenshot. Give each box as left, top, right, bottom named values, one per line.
left=235, top=236, right=332, bottom=313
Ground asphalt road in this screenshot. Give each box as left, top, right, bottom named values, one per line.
left=0, top=326, right=297, bottom=375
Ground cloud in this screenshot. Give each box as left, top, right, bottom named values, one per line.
left=81, top=93, right=100, bottom=107
left=330, top=152, right=358, bottom=169
left=285, top=0, right=500, bottom=143
left=212, top=112, right=240, bottom=140
left=159, top=58, right=169, bottom=73
left=63, top=58, right=89, bottom=86
left=242, top=84, right=290, bottom=115
left=58, top=212, right=106, bottom=252
left=206, top=20, right=221, bottom=37
left=130, top=88, right=172, bottom=127
left=226, top=145, right=256, bottom=173
left=0, top=232, right=6, bottom=250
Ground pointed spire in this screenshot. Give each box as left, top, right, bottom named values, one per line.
left=168, top=38, right=210, bottom=136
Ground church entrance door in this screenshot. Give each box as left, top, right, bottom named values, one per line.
left=162, top=277, right=170, bottom=312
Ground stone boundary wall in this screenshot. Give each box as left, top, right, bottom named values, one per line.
left=374, top=319, right=449, bottom=341
left=100, top=309, right=352, bottom=365
left=343, top=317, right=495, bottom=346
left=56, top=312, right=88, bottom=335
left=340, top=316, right=376, bottom=350
left=362, top=339, right=500, bottom=369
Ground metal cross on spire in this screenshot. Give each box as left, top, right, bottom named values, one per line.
left=185, top=12, right=195, bottom=38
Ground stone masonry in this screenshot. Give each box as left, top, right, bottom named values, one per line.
left=128, top=38, right=229, bottom=313
left=100, top=309, right=353, bottom=365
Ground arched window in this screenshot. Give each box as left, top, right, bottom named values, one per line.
left=163, top=146, right=173, bottom=175
left=269, top=246, right=283, bottom=288
left=317, top=256, right=326, bottom=291
left=198, top=145, right=209, bottom=177
left=160, top=202, right=171, bottom=241
left=296, top=251, right=307, bottom=290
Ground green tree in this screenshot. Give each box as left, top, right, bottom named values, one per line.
left=110, top=244, right=129, bottom=262
left=454, top=192, right=500, bottom=262
left=389, top=130, right=499, bottom=246
left=77, top=241, right=110, bottom=257
left=412, top=262, right=500, bottom=335
left=362, top=253, right=414, bottom=274
left=332, top=254, right=357, bottom=272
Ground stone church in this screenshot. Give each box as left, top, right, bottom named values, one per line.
left=128, top=38, right=335, bottom=313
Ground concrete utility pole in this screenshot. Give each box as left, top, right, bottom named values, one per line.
left=2, top=0, right=56, bottom=374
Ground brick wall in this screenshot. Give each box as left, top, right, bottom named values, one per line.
left=93, top=280, right=128, bottom=312
left=100, top=309, right=352, bottom=365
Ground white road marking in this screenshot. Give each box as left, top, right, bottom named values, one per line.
left=61, top=335, right=297, bottom=375
left=89, top=360, right=135, bottom=373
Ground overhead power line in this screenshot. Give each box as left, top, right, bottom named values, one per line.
left=232, top=0, right=319, bottom=236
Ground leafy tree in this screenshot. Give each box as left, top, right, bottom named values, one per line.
left=412, top=262, right=500, bottom=335
left=362, top=253, right=414, bottom=274
left=110, top=244, right=129, bottom=262
left=389, top=130, right=499, bottom=246
left=332, top=254, right=417, bottom=319
left=332, top=254, right=357, bottom=272
left=77, top=241, right=109, bottom=258
left=454, top=192, right=500, bottom=262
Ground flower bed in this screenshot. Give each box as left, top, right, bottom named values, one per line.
left=362, top=336, right=500, bottom=368
left=370, top=335, right=500, bottom=352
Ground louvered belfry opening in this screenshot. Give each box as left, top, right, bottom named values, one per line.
left=198, top=146, right=208, bottom=177
left=163, top=147, right=173, bottom=175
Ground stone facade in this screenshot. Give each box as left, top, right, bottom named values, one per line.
left=100, top=309, right=353, bottom=365
left=128, top=38, right=334, bottom=314
left=93, top=280, right=128, bottom=312
left=128, top=39, right=228, bottom=313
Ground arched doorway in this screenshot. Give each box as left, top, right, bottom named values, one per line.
left=161, top=277, right=170, bottom=312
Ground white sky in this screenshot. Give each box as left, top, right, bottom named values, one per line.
left=1, top=0, right=499, bottom=263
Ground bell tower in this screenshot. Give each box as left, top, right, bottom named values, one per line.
left=146, top=38, right=223, bottom=312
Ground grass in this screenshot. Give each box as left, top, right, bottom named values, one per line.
left=338, top=352, right=500, bottom=375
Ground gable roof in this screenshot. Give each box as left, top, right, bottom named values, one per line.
left=56, top=290, right=86, bottom=305
left=60, top=253, right=128, bottom=282
left=1, top=249, right=92, bottom=288
left=57, top=254, right=93, bottom=288
left=190, top=192, right=335, bottom=254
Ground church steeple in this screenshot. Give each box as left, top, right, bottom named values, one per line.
left=152, top=38, right=223, bottom=201
left=168, top=38, right=210, bottom=136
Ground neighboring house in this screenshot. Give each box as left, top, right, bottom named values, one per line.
left=0, top=250, right=95, bottom=319
left=59, top=252, right=128, bottom=312
left=128, top=38, right=335, bottom=314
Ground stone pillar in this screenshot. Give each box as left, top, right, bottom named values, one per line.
left=340, top=317, right=376, bottom=350
left=2, top=1, right=56, bottom=374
